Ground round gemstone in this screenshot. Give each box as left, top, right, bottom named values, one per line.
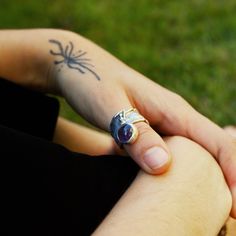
left=117, top=124, right=133, bottom=143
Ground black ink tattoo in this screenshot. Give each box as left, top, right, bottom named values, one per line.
left=49, top=39, right=100, bottom=81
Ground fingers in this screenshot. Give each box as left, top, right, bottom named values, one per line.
left=109, top=105, right=172, bottom=175
left=185, top=112, right=236, bottom=218
left=224, top=126, right=236, bottom=219
left=124, top=122, right=172, bottom=174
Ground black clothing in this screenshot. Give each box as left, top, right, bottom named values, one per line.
left=0, top=79, right=139, bottom=235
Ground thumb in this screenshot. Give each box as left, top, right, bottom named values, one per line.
left=124, top=122, right=172, bottom=174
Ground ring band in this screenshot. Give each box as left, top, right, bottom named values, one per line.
left=110, top=108, right=149, bottom=147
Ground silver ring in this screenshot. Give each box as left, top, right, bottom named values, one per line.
left=110, top=108, right=149, bottom=147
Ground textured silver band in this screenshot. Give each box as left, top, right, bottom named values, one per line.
left=110, top=108, right=149, bottom=146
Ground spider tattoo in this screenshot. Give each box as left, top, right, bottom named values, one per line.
left=49, top=39, right=100, bottom=81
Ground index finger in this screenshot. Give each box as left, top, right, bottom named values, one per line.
left=186, top=112, right=236, bottom=218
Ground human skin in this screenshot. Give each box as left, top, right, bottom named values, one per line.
left=224, top=127, right=236, bottom=235
left=0, top=29, right=235, bottom=217
left=53, top=117, right=123, bottom=156
left=92, top=136, right=232, bottom=236
left=54, top=121, right=232, bottom=235
left=54, top=117, right=236, bottom=235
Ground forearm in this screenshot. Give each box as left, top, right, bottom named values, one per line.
left=0, top=29, right=121, bottom=88
left=0, top=28, right=140, bottom=127
left=0, top=29, right=56, bottom=91
left=93, top=136, right=232, bottom=236
left=53, top=117, right=124, bottom=155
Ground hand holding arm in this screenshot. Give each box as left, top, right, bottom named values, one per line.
left=93, top=136, right=232, bottom=236
left=0, top=29, right=235, bottom=217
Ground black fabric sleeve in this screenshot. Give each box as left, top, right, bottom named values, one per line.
left=0, top=78, right=59, bottom=140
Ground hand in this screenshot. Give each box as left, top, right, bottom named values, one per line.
left=1, top=29, right=235, bottom=216
left=49, top=31, right=236, bottom=218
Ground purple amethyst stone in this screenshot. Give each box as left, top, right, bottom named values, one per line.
left=117, top=124, right=133, bottom=143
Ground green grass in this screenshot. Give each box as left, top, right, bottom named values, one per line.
left=1, top=0, right=235, bottom=126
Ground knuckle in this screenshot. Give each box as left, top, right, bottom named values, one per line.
left=171, top=92, right=194, bottom=113
left=135, top=122, right=153, bottom=137
left=169, top=92, right=185, bottom=104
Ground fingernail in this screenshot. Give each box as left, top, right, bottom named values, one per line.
left=143, top=147, right=169, bottom=170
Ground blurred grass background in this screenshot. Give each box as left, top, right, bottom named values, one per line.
left=1, top=0, right=235, bottom=126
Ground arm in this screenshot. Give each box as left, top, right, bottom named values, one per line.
left=93, top=136, right=232, bottom=236
left=53, top=117, right=124, bottom=156
left=53, top=119, right=236, bottom=235
left=0, top=29, right=55, bottom=91
left=0, top=29, right=235, bottom=217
